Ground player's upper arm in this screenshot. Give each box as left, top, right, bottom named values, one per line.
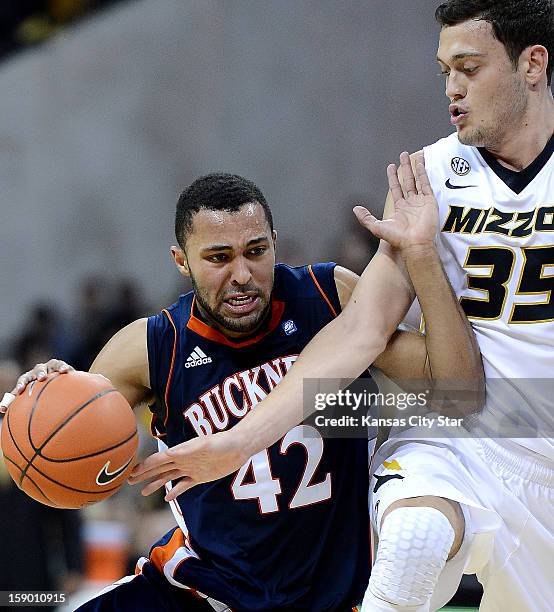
left=334, top=265, right=360, bottom=309
left=373, top=325, right=429, bottom=380
left=89, top=318, right=152, bottom=408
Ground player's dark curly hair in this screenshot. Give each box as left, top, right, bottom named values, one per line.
left=435, top=0, right=554, bottom=85
left=175, top=173, right=273, bottom=248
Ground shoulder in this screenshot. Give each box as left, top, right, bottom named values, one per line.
left=274, top=262, right=343, bottom=314
left=148, top=293, right=192, bottom=329
left=333, top=266, right=358, bottom=309
left=274, top=262, right=336, bottom=295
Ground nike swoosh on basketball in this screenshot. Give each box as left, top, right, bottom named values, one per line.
left=445, top=179, right=478, bottom=190
left=96, top=457, right=133, bottom=486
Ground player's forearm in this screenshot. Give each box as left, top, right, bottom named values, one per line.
left=234, top=252, right=414, bottom=457
left=403, top=245, right=485, bottom=413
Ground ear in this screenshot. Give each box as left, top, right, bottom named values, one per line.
left=271, top=229, right=277, bottom=248
left=522, top=44, right=549, bottom=88
left=170, top=246, right=190, bottom=277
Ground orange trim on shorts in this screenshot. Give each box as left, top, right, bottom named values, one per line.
left=308, top=265, right=338, bottom=317
left=162, top=309, right=178, bottom=427
left=187, top=296, right=286, bottom=348
left=149, top=421, right=167, bottom=439
left=149, top=528, right=185, bottom=574
left=135, top=557, right=148, bottom=575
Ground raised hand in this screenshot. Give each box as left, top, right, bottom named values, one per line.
left=354, top=151, right=438, bottom=253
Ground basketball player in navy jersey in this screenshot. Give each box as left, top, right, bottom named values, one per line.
left=3, top=168, right=482, bottom=610
left=132, top=2, right=554, bottom=611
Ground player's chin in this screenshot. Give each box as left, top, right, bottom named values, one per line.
left=456, top=126, right=484, bottom=147
left=219, top=304, right=268, bottom=332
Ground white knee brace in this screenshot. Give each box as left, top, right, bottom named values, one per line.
left=361, top=507, right=455, bottom=612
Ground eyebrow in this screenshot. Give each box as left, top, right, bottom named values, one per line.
left=437, top=52, right=485, bottom=63
left=201, top=235, right=269, bottom=252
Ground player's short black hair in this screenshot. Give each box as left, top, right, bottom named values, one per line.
left=175, top=173, right=274, bottom=249
left=435, top=0, right=554, bottom=85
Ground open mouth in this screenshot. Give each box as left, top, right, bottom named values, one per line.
left=223, top=294, right=260, bottom=315
left=227, top=295, right=255, bottom=306
left=450, top=105, right=468, bottom=125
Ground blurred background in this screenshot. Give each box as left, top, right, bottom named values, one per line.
left=0, top=1, right=481, bottom=609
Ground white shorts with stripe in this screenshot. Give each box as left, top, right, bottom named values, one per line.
left=369, top=428, right=554, bottom=612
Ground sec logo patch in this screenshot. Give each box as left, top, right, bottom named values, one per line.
left=451, top=157, right=471, bottom=175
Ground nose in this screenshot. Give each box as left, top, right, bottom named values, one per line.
left=230, top=256, right=252, bottom=286
left=445, top=72, right=465, bottom=101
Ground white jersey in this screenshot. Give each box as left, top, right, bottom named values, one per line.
left=424, top=132, right=554, bottom=460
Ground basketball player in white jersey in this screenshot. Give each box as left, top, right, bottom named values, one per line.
left=357, top=2, right=553, bottom=610
left=64, top=1, right=554, bottom=610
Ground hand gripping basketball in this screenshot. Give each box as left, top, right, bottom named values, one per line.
left=1, top=371, right=138, bottom=508
left=0, top=359, right=74, bottom=414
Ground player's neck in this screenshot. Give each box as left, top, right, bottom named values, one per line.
left=484, top=96, right=554, bottom=171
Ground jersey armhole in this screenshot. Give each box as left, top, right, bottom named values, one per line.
left=308, top=263, right=341, bottom=317
left=147, top=310, right=178, bottom=438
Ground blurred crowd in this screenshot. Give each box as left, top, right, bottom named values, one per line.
left=0, top=274, right=158, bottom=604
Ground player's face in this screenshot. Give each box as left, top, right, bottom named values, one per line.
left=437, top=20, right=528, bottom=148
left=176, top=202, right=276, bottom=337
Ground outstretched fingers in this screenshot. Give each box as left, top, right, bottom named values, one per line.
left=353, top=205, right=378, bottom=228
left=399, top=151, right=416, bottom=196
left=129, top=450, right=176, bottom=481
left=128, top=461, right=178, bottom=485
left=139, top=469, right=185, bottom=497
left=353, top=206, right=387, bottom=240
left=386, top=163, right=404, bottom=205
left=415, top=157, right=433, bottom=196
left=165, top=477, right=195, bottom=501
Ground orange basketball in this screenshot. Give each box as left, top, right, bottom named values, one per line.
left=1, top=371, right=138, bottom=508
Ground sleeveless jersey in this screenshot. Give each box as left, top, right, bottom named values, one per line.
left=424, top=133, right=554, bottom=460
left=145, top=263, right=370, bottom=611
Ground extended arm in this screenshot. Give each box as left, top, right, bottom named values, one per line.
left=336, top=219, right=482, bottom=391
left=130, top=152, right=470, bottom=498
left=127, top=246, right=413, bottom=498
left=336, top=238, right=483, bottom=411
left=230, top=246, right=414, bottom=446
left=374, top=246, right=484, bottom=400
left=373, top=155, right=483, bottom=405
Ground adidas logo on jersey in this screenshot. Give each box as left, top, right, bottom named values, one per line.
left=185, top=346, right=213, bottom=368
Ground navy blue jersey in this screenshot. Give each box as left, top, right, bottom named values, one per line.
left=145, top=263, right=370, bottom=611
